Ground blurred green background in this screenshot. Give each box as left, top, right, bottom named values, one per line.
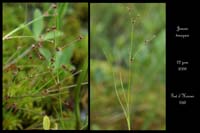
left=3, top=3, right=88, bottom=130
left=90, top=3, right=165, bottom=130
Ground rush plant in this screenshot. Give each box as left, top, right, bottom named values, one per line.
left=103, top=5, right=156, bottom=130
left=3, top=3, right=88, bottom=130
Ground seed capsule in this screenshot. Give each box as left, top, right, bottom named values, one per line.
left=39, top=54, right=45, bottom=60
left=61, top=64, right=67, bottom=70
left=78, top=35, right=84, bottom=40
left=70, top=66, right=76, bottom=73
left=28, top=55, right=32, bottom=60
left=46, top=28, right=51, bottom=32
left=51, top=26, right=56, bottom=30
left=38, top=41, right=42, bottom=48
left=5, top=64, right=17, bottom=72
left=52, top=3, right=57, bottom=9
left=12, top=103, right=17, bottom=108
left=32, top=44, right=36, bottom=49
left=5, top=95, right=10, bottom=100
left=132, top=19, right=136, bottom=24
left=62, top=64, right=72, bottom=72
left=50, top=58, right=55, bottom=64
left=56, top=47, right=62, bottom=52
left=64, top=99, right=74, bottom=111
left=42, top=89, right=48, bottom=95
left=130, top=58, right=134, bottom=63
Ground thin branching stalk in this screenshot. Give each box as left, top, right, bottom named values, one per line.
left=7, top=82, right=88, bottom=99
left=103, top=49, right=129, bottom=127
left=2, top=5, right=54, bottom=40
left=3, top=46, right=32, bottom=70
left=102, top=5, right=151, bottom=130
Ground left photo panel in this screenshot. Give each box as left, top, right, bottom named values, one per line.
left=3, top=3, right=88, bottom=130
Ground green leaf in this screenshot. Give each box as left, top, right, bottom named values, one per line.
left=74, top=57, right=88, bottom=129
left=33, top=9, right=43, bottom=40
left=57, top=3, right=68, bottom=30
left=38, top=47, right=51, bottom=62
left=54, top=45, right=74, bottom=70
left=43, top=115, right=50, bottom=130
left=58, top=3, right=68, bottom=18
left=43, top=30, right=63, bottom=40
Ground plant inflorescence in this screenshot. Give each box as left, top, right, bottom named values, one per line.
left=103, top=4, right=156, bottom=130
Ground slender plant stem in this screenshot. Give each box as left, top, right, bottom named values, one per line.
left=3, top=3, right=55, bottom=41
left=119, top=72, right=129, bottom=109
left=5, top=48, right=20, bottom=64
left=75, top=58, right=88, bottom=129
left=126, top=19, right=134, bottom=130
left=112, top=71, right=128, bottom=119
left=8, top=83, right=88, bottom=102
left=3, top=46, right=32, bottom=70
left=103, top=49, right=129, bottom=126
left=3, top=16, right=43, bottom=40
left=5, top=36, right=35, bottom=40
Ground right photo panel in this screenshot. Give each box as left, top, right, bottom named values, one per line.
left=90, top=3, right=166, bottom=130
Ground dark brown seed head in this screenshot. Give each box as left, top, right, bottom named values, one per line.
left=46, top=28, right=51, bottom=32
left=12, top=103, right=17, bottom=110
left=42, top=89, right=48, bottom=95
left=39, top=54, right=45, bottom=60
left=56, top=47, right=62, bottom=52
left=130, top=58, right=134, bottom=63
left=32, top=44, right=36, bottom=49
left=50, top=57, right=55, bottom=64
left=64, top=99, right=74, bottom=111
left=5, top=64, right=17, bottom=72
left=70, top=66, right=76, bottom=73
left=132, top=19, right=136, bottom=24
left=5, top=95, right=10, bottom=100
left=52, top=3, right=57, bottom=9
left=28, top=55, right=32, bottom=60
left=61, top=64, right=68, bottom=71
left=51, top=26, right=56, bottom=30
left=61, top=64, right=66, bottom=69
left=38, top=41, right=43, bottom=47
left=78, top=35, right=84, bottom=40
